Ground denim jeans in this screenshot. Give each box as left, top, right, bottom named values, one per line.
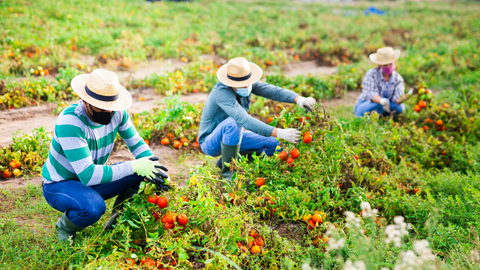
left=42, top=174, right=143, bottom=228
left=354, top=100, right=405, bottom=117
left=200, top=117, right=280, bottom=157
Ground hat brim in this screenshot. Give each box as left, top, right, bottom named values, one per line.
left=71, top=74, right=132, bottom=111
left=369, top=49, right=401, bottom=65
left=217, top=62, right=263, bottom=87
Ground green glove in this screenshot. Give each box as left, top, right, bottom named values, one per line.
left=130, top=157, right=159, bottom=179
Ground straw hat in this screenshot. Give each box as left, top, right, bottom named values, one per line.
left=369, top=47, right=401, bottom=65
left=217, top=57, right=263, bottom=87
left=71, top=69, right=132, bottom=111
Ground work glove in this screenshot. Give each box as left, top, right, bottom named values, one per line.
left=131, top=156, right=169, bottom=181
left=277, top=128, right=301, bottom=144
left=407, top=88, right=414, bottom=95
left=379, top=98, right=391, bottom=113
left=296, top=97, right=316, bottom=111
left=146, top=156, right=170, bottom=188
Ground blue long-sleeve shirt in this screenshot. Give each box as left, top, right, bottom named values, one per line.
left=198, top=81, right=299, bottom=144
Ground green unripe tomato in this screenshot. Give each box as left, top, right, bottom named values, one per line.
left=418, top=88, right=425, bottom=95
left=144, top=183, right=156, bottom=195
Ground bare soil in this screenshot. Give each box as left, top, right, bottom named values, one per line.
left=320, top=90, right=360, bottom=108
left=282, top=61, right=337, bottom=77
left=116, top=59, right=187, bottom=81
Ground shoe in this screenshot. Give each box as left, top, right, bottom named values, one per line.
left=56, top=212, right=85, bottom=242
left=220, top=142, right=241, bottom=182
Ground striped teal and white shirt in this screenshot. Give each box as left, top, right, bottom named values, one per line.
left=42, top=101, right=153, bottom=186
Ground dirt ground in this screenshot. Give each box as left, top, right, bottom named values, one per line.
left=0, top=59, right=354, bottom=189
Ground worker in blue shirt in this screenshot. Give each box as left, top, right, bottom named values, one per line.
left=198, top=57, right=316, bottom=181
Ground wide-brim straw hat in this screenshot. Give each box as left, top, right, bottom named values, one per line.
left=217, top=57, right=263, bottom=87
left=369, top=47, right=401, bottom=65
left=71, top=69, right=132, bottom=111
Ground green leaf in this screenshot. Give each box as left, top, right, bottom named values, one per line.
left=127, top=220, right=140, bottom=228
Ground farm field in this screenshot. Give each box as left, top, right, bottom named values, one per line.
left=0, top=0, right=480, bottom=269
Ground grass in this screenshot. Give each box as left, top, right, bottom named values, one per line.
left=1, top=0, right=480, bottom=269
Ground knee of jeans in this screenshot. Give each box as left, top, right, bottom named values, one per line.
left=81, top=198, right=106, bottom=223
left=396, top=103, right=406, bottom=113
left=224, top=117, right=242, bottom=135
left=223, top=118, right=242, bottom=145
left=263, top=138, right=280, bottom=156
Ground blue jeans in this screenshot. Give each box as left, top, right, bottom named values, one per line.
left=354, top=100, right=405, bottom=117
left=42, top=174, right=143, bottom=228
left=201, top=117, right=280, bottom=157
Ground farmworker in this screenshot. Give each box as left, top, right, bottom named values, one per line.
left=41, top=69, right=169, bottom=242
left=354, top=47, right=414, bottom=117
left=198, top=57, right=316, bottom=181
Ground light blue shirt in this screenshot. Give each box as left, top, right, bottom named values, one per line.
left=198, top=81, right=299, bottom=144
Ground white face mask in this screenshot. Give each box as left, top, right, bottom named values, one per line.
left=236, top=85, right=252, bottom=97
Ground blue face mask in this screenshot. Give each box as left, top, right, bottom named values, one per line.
left=236, top=85, right=252, bottom=97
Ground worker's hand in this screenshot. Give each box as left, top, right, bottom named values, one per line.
left=379, top=98, right=391, bottom=113
left=131, top=156, right=169, bottom=180
left=407, top=88, right=414, bottom=95
left=277, top=128, right=302, bottom=144
left=296, top=97, right=316, bottom=111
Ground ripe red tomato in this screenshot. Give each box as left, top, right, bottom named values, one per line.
left=126, top=258, right=135, bottom=266
left=153, top=212, right=160, bottom=222
left=290, top=148, right=300, bottom=159
left=307, top=220, right=316, bottom=230
left=166, top=213, right=175, bottom=224
left=147, top=195, right=158, bottom=204
left=164, top=222, right=175, bottom=230
left=303, top=134, right=312, bottom=144
left=3, top=169, right=12, bottom=179
left=418, top=100, right=427, bottom=108
left=177, top=214, right=188, bottom=226
left=157, top=197, right=168, bottom=208
left=173, top=140, right=182, bottom=149
left=141, top=256, right=149, bottom=266
left=161, top=215, right=167, bottom=223
left=145, top=258, right=156, bottom=269
left=161, top=138, right=170, bottom=145
left=255, top=177, right=265, bottom=187
left=287, top=157, right=295, bottom=167
left=255, top=237, right=264, bottom=247
left=9, top=160, right=21, bottom=169
left=278, top=151, right=289, bottom=161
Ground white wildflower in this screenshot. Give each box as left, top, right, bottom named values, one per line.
left=344, top=260, right=367, bottom=270
left=327, top=237, right=346, bottom=251
left=385, top=216, right=409, bottom=247
left=394, top=240, right=437, bottom=270
left=302, top=262, right=318, bottom=270
left=360, top=201, right=378, bottom=218
left=345, top=211, right=361, bottom=228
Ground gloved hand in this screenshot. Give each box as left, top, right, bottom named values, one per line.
left=296, top=97, right=316, bottom=111
left=131, top=156, right=169, bottom=180
left=379, top=98, right=391, bottom=113
left=145, top=156, right=169, bottom=184
left=407, top=88, right=414, bottom=95
left=277, top=128, right=301, bottom=144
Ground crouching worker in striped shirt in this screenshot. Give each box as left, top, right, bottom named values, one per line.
left=354, top=47, right=414, bottom=117
left=41, top=69, right=169, bottom=242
